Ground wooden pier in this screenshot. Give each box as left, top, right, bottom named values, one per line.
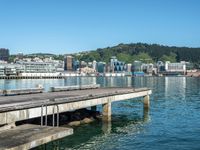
left=0, top=86, right=152, bottom=149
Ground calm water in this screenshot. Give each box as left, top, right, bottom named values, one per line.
left=1, top=77, right=200, bottom=150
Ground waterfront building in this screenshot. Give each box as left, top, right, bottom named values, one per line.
left=64, top=55, right=74, bottom=71
left=106, top=64, right=111, bottom=73
left=16, top=61, right=56, bottom=73
left=0, top=48, right=9, bottom=62
left=110, top=56, right=118, bottom=72
left=0, top=66, right=5, bottom=76
left=73, top=60, right=80, bottom=71
left=157, top=61, right=165, bottom=73
left=4, top=65, right=16, bottom=76
left=92, top=60, right=97, bottom=71
left=132, top=61, right=144, bottom=76
left=80, top=61, right=87, bottom=68
left=97, top=62, right=106, bottom=73
left=142, top=63, right=154, bottom=74
left=165, top=61, right=186, bottom=75
left=0, top=63, right=23, bottom=76
left=126, top=64, right=132, bottom=72
left=110, top=56, right=125, bottom=73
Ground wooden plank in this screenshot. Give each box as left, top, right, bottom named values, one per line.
left=0, top=124, right=73, bottom=150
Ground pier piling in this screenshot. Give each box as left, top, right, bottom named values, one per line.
left=143, top=95, right=150, bottom=109
left=102, top=101, right=112, bottom=122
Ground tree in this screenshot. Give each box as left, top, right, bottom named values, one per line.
left=134, top=52, right=154, bottom=63
left=117, top=53, right=132, bottom=63
left=160, top=52, right=177, bottom=63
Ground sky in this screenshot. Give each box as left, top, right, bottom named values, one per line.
left=0, top=0, right=200, bottom=54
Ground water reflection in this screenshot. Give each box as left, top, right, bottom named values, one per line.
left=2, top=77, right=200, bottom=150
left=165, top=77, right=186, bottom=99
left=40, top=112, right=149, bottom=150
left=102, top=121, right=112, bottom=134
left=97, top=77, right=132, bottom=88
left=0, top=77, right=135, bottom=91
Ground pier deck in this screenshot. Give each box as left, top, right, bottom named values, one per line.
left=0, top=87, right=151, bottom=149
left=0, top=87, right=151, bottom=125
left=0, top=124, right=73, bottom=150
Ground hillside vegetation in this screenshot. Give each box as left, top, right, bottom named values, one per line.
left=75, top=43, right=200, bottom=66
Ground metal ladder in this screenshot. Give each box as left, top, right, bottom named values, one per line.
left=41, top=104, right=48, bottom=126
left=52, top=105, right=59, bottom=127
left=41, top=104, right=59, bottom=127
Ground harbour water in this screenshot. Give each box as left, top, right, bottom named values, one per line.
left=1, top=77, right=200, bottom=150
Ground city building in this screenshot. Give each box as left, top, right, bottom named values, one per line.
left=0, top=48, right=9, bottom=62
left=142, top=63, right=154, bottom=75
left=0, top=66, right=5, bottom=76
left=110, top=56, right=125, bottom=73
left=132, top=61, right=144, bottom=76
left=92, top=60, right=97, bottom=71
left=64, top=55, right=74, bottom=71
left=165, top=61, right=186, bottom=75
left=125, top=63, right=132, bottom=72
left=73, top=60, right=80, bottom=71
left=156, top=61, right=165, bottom=73
left=97, top=62, right=106, bottom=73
left=16, top=61, right=56, bottom=73
left=80, top=61, right=87, bottom=68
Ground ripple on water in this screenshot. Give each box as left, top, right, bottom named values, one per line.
left=5, top=77, right=200, bottom=150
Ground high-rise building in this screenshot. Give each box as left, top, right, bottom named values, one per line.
left=0, top=48, right=9, bottom=62
left=64, top=55, right=74, bottom=71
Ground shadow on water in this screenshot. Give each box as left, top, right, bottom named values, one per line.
left=33, top=108, right=150, bottom=150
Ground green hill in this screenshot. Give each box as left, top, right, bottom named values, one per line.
left=74, top=43, right=200, bottom=66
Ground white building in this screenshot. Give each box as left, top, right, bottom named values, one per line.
left=125, top=63, right=132, bottom=72
left=165, top=61, right=186, bottom=74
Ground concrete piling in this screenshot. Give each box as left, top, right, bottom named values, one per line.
left=143, top=95, right=150, bottom=109
left=102, top=101, right=111, bottom=122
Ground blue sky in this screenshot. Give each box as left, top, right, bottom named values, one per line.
left=0, top=0, right=200, bottom=54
